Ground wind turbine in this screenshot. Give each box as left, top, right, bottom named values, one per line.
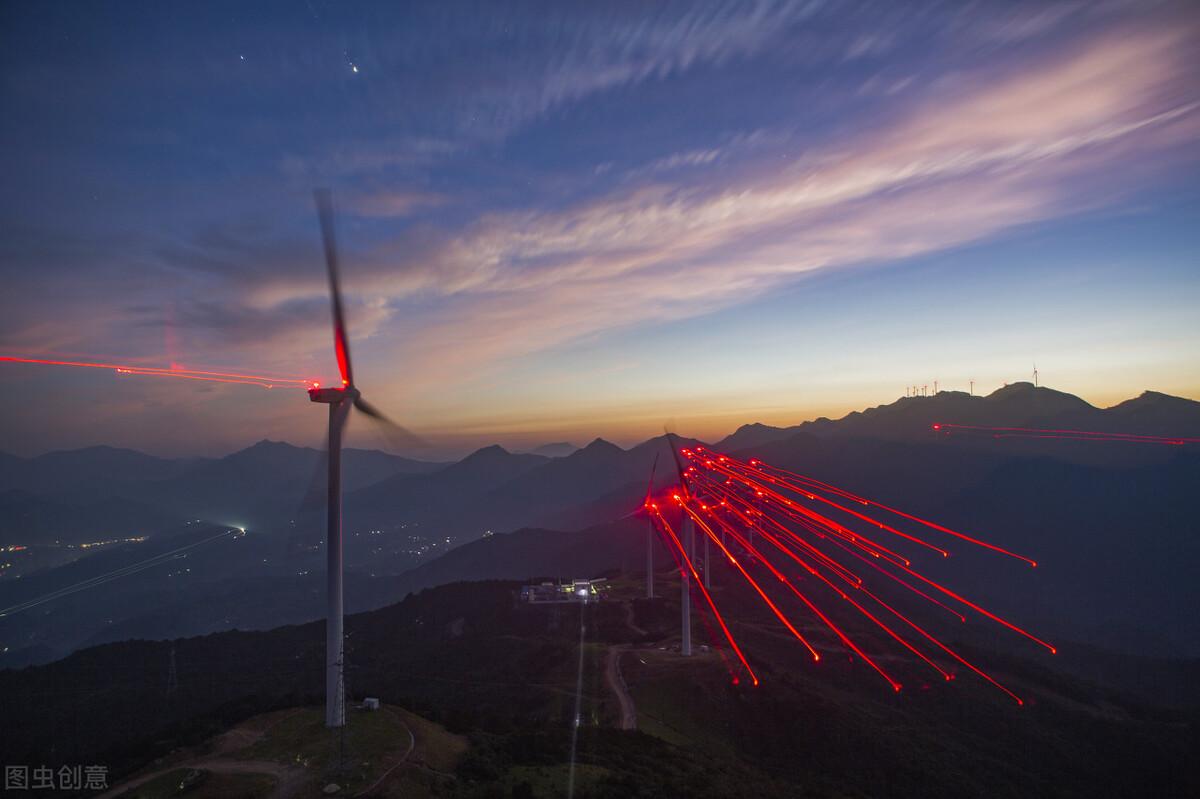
left=642, top=454, right=660, bottom=599
left=1032, top=362, right=1039, bottom=387
left=309, top=188, right=422, bottom=728
left=665, top=432, right=694, bottom=656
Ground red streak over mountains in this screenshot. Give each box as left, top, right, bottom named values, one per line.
left=1, top=355, right=318, bottom=390
left=932, top=422, right=1198, bottom=445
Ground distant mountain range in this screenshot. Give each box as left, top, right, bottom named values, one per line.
left=6, top=384, right=1195, bottom=548
left=715, top=383, right=1200, bottom=452
left=2, top=384, right=1198, bottom=667
left=0, top=440, right=445, bottom=546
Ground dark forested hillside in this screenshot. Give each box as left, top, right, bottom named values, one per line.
left=1, top=579, right=1195, bottom=798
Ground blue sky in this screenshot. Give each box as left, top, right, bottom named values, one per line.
left=1, top=1, right=1198, bottom=457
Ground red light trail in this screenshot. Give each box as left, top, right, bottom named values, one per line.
left=1, top=355, right=319, bottom=390
left=645, top=444, right=1054, bottom=704
left=746, top=458, right=1038, bottom=567
left=932, top=422, right=1198, bottom=446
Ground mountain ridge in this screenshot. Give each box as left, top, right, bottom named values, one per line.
left=5, top=384, right=1199, bottom=666
left=8, top=383, right=1194, bottom=468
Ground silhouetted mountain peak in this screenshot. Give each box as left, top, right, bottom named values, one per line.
left=465, top=444, right=511, bottom=460
left=218, top=440, right=309, bottom=467
left=1103, top=390, right=1200, bottom=436
left=629, top=433, right=691, bottom=456
left=984, top=382, right=1093, bottom=412
left=986, top=381, right=1035, bottom=397
left=715, top=422, right=792, bottom=449
left=986, top=381, right=1071, bottom=399
left=241, top=439, right=303, bottom=454
left=1112, top=390, right=1199, bottom=411
left=580, top=438, right=623, bottom=455
left=351, top=442, right=548, bottom=506
left=529, top=442, right=578, bottom=457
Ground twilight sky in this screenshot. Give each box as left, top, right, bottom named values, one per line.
left=1, top=0, right=1198, bottom=458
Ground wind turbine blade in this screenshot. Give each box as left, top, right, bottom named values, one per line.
left=315, top=188, right=353, bottom=388
left=353, top=396, right=429, bottom=450
left=643, top=452, right=660, bottom=505
left=664, top=429, right=690, bottom=498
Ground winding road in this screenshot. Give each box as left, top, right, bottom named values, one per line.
left=605, top=645, right=637, bottom=730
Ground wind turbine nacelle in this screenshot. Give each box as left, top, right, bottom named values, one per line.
left=309, top=386, right=358, bottom=404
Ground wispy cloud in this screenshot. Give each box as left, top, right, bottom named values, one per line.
left=4, top=2, right=1198, bottom=452
left=348, top=23, right=1198, bottom=389
left=523, top=1, right=823, bottom=119
left=9, top=15, right=1195, bottom=391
